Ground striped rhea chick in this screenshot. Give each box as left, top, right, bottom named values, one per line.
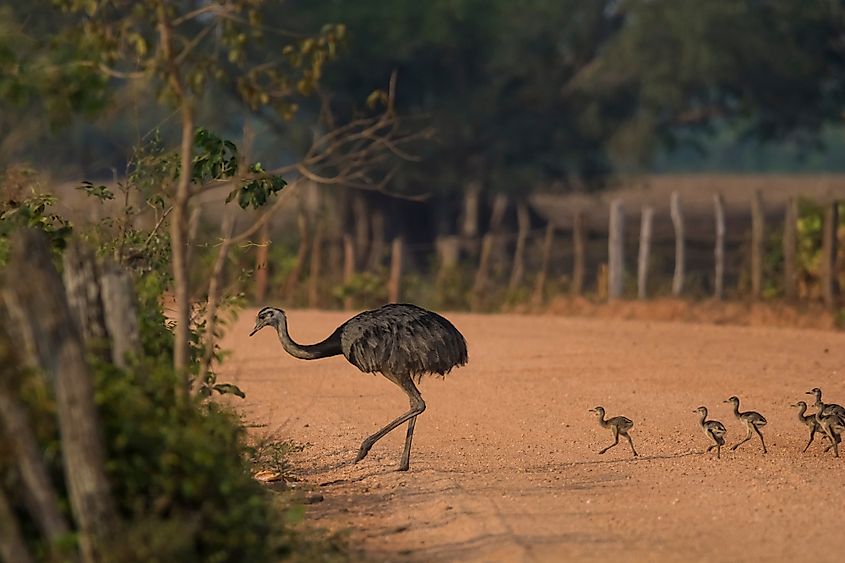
left=724, top=396, right=768, bottom=453
left=812, top=407, right=845, bottom=458
left=694, top=406, right=727, bottom=459
left=791, top=401, right=840, bottom=453
left=589, top=406, right=638, bottom=457
left=806, top=387, right=845, bottom=418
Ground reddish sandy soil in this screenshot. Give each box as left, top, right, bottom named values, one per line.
left=221, top=309, right=845, bottom=562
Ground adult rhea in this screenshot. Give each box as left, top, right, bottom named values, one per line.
left=250, top=304, right=468, bottom=471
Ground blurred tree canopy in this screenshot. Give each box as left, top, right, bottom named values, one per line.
left=3, top=0, right=845, bottom=195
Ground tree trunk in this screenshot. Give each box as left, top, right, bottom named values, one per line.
left=254, top=221, right=270, bottom=303
left=342, top=233, right=355, bottom=311
left=670, top=191, right=685, bottom=297
left=638, top=206, right=654, bottom=300
left=283, top=211, right=310, bottom=298
left=435, top=235, right=461, bottom=285
left=572, top=210, right=587, bottom=296
left=783, top=196, right=798, bottom=300
left=461, top=181, right=481, bottom=256
left=751, top=190, right=765, bottom=300
left=714, top=193, right=726, bottom=300
left=0, top=323, right=71, bottom=552
left=532, top=222, right=555, bottom=305
left=3, top=231, right=118, bottom=563
left=98, top=264, right=141, bottom=369
left=822, top=200, right=839, bottom=308
left=508, top=202, right=530, bottom=292
left=388, top=237, right=404, bottom=303
left=308, top=219, right=324, bottom=309
left=0, top=486, right=34, bottom=563
left=171, top=99, right=195, bottom=380
left=608, top=199, right=625, bottom=300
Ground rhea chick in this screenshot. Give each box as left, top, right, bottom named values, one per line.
left=694, top=406, right=727, bottom=459
left=724, top=396, right=767, bottom=453
left=589, top=406, right=638, bottom=457
left=791, top=401, right=838, bottom=453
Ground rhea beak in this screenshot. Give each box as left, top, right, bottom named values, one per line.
left=249, top=320, right=265, bottom=337
left=805, top=391, right=814, bottom=395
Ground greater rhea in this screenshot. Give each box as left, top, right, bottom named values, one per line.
left=724, top=396, right=767, bottom=453
left=589, top=406, right=638, bottom=457
left=694, top=406, right=727, bottom=459
left=250, top=304, right=468, bottom=471
left=812, top=408, right=845, bottom=458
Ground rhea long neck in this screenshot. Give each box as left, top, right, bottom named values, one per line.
left=698, top=409, right=708, bottom=427
left=795, top=403, right=808, bottom=422
left=730, top=401, right=742, bottom=418
left=272, top=316, right=342, bottom=360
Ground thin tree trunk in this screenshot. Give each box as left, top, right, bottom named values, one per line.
left=822, top=200, right=839, bottom=308
left=751, top=190, right=765, bottom=300
left=435, top=235, right=460, bottom=285
left=0, top=486, right=34, bottom=563
left=638, top=206, right=654, bottom=300
left=783, top=196, right=798, bottom=300
left=3, top=231, right=117, bottom=563
left=670, top=191, right=685, bottom=297
left=254, top=221, right=270, bottom=303
left=572, top=210, right=587, bottom=296
left=196, top=212, right=236, bottom=387
left=532, top=222, right=555, bottom=305
left=388, top=237, right=404, bottom=303
left=308, top=218, right=324, bottom=309
left=608, top=199, right=625, bottom=300
left=508, top=202, right=530, bottom=291
left=461, top=181, right=481, bottom=256
left=714, top=193, right=726, bottom=300
left=342, top=233, right=355, bottom=310
left=283, top=211, right=310, bottom=298
left=171, top=99, right=194, bottom=380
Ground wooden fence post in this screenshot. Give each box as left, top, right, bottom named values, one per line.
left=4, top=231, right=118, bottom=563
left=822, top=200, right=839, bottom=308
left=532, top=222, right=555, bottom=305
left=369, top=209, right=386, bottom=271
left=751, top=190, right=765, bottom=299
left=508, top=202, right=530, bottom=291
left=342, top=233, right=355, bottom=310
left=713, top=193, right=726, bottom=300
left=308, top=219, right=323, bottom=308
left=783, top=196, right=798, bottom=300
left=608, top=199, right=625, bottom=300
left=638, top=205, right=654, bottom=300
left=572, top=210, right=587, bottom=296
left=283, top=211, right=309, bottom=298
left=100, top=264, right=141, bottom=368
left=670, top=191, right=685, bottom=296
left=471, top=234, right=495, bottom=311
left=388, top=237, right=404, bottom=303
left=435, top=235, right=460, bottom=286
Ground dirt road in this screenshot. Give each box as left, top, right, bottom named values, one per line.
left=223, top=310, right=845, bottom=562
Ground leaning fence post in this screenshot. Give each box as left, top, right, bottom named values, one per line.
left=670, top=191, right=685, bottom=297
left=637, top=205, right=654, bottom=300
left=572, top=210, right=587, bottom=296
left=783, top=197, right=798, bottom=300
left=532, top=222, right=555, bottom=305
left=388, top=237, right=404, bottom=303
left=713, top=193, right=726, bottom=300
left=608, top=199, right=625, bottom=300
left=751, top=190, right=765, bottom=300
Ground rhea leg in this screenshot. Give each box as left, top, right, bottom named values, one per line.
left=599, top=426, right=620, bottom=454
left=622, top=431, right=638, bottom=457
left=752, top=425, right=767, bottom=453
left=803, top=427, right=817, bottom=453
left=354, top=375, right=425, bottom=470
left=823, top=432, right=841, bottom=453
left=731, top=425, right=753, bottom=451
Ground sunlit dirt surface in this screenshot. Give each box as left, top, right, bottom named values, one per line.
left=221, top=309, right=845, bottom=562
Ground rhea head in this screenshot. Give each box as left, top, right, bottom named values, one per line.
left=588, top=406, right=605, bottom=417
left=806, top=387, right=822, bottom=398
left=693, top=406, right=708, bottom=415
left=250, top=306, right=286, bottom=336
left=723, top=396, right=739, bottom=405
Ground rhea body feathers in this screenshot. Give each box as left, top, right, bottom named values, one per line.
left=250, top=303, right=468, bottom=471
